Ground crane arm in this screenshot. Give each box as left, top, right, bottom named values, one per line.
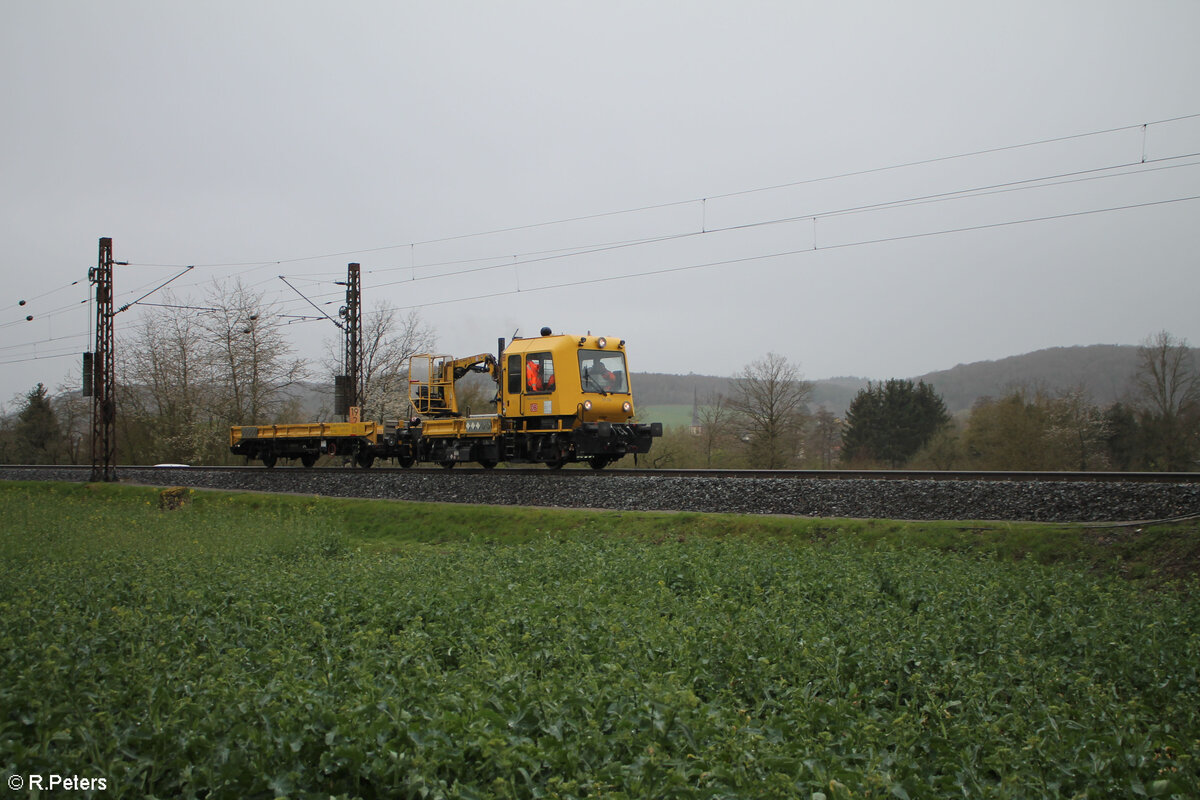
left=441, top=353, right=498, bottom=382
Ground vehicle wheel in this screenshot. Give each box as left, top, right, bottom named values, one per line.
left=300, top=453, right=317, bottom=468
left=589, top=457, right=611, bottom=470
left=440, top=460, right=456, bottom=470
left=544, top=458, right=566, bottom=470
left=261, top=453, right=278, bottom=469
left=479, top=459, right=497, bottom=469
left=356, top=452, right=375, bottom=469
left=397, top=455, right=415, bottom=469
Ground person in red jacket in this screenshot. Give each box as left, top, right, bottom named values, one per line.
left=526, top=359, right=542, bottom=392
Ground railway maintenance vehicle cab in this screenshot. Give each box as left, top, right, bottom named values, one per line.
left=400, top=328, right=660, bottom=469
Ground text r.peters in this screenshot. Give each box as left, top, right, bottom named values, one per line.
left=21, top=774, right=108, bottom=791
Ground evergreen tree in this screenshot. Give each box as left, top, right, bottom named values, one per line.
left=841, top=379, right=949, bottom=468
left=15, top=383, right=62, bottom=464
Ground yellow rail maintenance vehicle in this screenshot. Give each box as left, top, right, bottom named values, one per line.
left=230, top=327, right=662, bottom=469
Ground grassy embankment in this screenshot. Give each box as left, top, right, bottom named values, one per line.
left=2, top=481, right=1197, bottom=798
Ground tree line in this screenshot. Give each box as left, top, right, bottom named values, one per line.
left=0, top=280, right=434, bottom=465
left=649, top=331, right=1200, bottom=472
left=2, top=306, right=1197, bottom=472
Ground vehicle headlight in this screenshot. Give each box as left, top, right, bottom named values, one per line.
left=597, top=337, right=607, bottom=348
left=622, top=401, right=632, bottom=413
left=583, top=400, right=593, bottom=411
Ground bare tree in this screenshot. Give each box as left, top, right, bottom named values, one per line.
left=1134, top=330, right=1200, bottom=470
left=51, top=376, right=91, bottom=465
left=120, top=301, right=217, bottom=463
left=202, top=279, right=307, bottom=425
left=729, top=352, right=812, bottom=469
left=696, top=392, right=737, bottom=467
left=324, top=303, right=437, bottom=422
left=804, top=406, right=842, bottom=469
left=1045, top=386, right=1110, bottom=471
left=360, top=305, right=437, bottom=422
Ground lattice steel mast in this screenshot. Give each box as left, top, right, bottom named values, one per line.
left=336, top=262, right=363, bottom=421
left=88, top=238, right=117, bottom=481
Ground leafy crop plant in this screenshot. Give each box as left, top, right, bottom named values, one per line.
left=1, top=483, right=1197, bottom=798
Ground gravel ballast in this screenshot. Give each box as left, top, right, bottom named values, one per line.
left=4, top=466, right=1200, bottom=522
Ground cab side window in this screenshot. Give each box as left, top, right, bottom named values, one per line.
left=525, top=352, right=554, bottom=393
left=507, top=355, right=521, bottom=394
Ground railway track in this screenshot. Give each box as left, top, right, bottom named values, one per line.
left=3, top=464, right=1199, bottom=522
left=4, top=464, right=1198, bottom=483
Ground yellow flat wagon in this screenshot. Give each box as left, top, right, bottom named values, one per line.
left=230, top=421, right=382, bottom=468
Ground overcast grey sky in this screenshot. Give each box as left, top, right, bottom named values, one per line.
left=3, top=1, right=1198, bottom=406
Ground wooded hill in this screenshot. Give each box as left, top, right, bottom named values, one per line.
left=285, top=345, right=1189, bottom=422
left=632, top=344, right=1198, bottom=418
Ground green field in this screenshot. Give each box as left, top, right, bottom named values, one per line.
left=635, top=404, right=695, bottom=429
left=1, top=482, right=1198, bottom=799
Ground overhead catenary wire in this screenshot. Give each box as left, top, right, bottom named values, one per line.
left=135, top=301, right=222, bottom=314
left=250, top=145, right=1200, bottom=307
left=354, top=154, right=1200, bottom=295
left=4, top=112, right=1198, bottom=368
left=0, top=331, right=89, bottom=354
left=0, top=301, right=89, bottom=335
left=11, top=149, right=1193, bottom=334
left=253, top=151, right=1199, bottom=315
left=117, top=111, right=1200, bottom=274
left=298, top=110, right=1200, bottom=258
left=3, top=269, right=199, bottom=330
left=14, top=279, right=83, bottom=306
left=3, top=181, right=1194, bottom=366
left=0, top=349, right=88, bottom=367
left=93, top=112, right=1194, bottom=315
left=385, top=192, right=1200, bottom=313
